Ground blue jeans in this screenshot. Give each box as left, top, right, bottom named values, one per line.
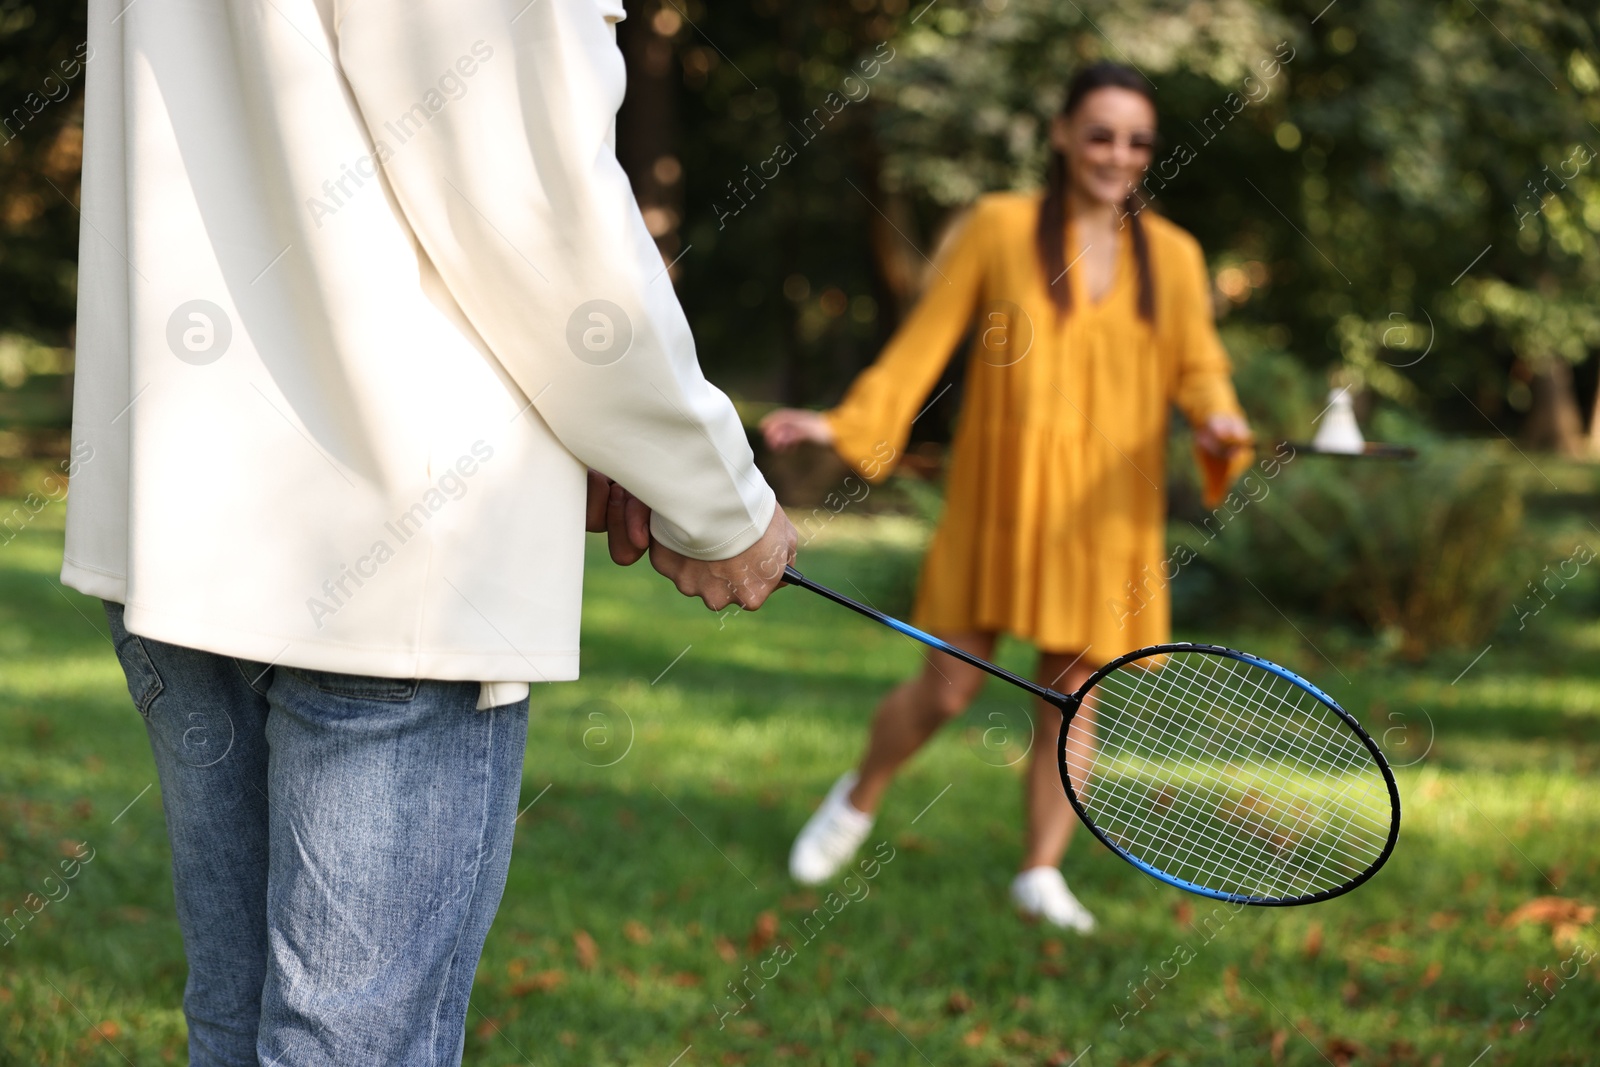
left=104, top=602, right=530, bottom=1066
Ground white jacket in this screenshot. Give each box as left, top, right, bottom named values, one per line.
left=63, top=0, right=776, bottom=688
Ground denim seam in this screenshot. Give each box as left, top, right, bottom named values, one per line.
left=131, top=634, right=166, bottom=718
left=428, top=702, right=497, bottom=1064
left=231, top=658, right=272, bottom=697
left=104, top=601, right=165, bottom=718
left=280, top=666, right=419, bottom=703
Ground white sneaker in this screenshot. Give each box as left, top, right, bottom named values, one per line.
left=789, top=772, right=875, bottom=885
left=1010, top=867, right=1097, bottom=932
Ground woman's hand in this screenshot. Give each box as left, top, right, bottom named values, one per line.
left=1194, top=413, right=1253, bottom=458
left=760, top=408, right=834, bottom=452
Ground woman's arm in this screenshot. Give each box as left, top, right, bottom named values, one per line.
left=1168, top=234, right=1254, bottom=506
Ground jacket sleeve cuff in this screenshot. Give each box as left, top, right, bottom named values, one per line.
left=648, top=485, right=777, bottom=561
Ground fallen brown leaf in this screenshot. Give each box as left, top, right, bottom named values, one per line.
left=1504, top=896, right=1595, bottom=928
left=1303, top=922, right=1324, bottom=960
left=573, top=929, right=599, bottom=970
left=1001, top=1028, right=1035, bottom=1049
left=1326, top=1036, right=1365, bottom=1066
left=866, top=1004, right=900, bottom=1027
left=1126, top=1052, right=1172, bottom=1067
left=1505, top=896, right=1596, bottom=947
left=748, top=911, right=778, bottom=955
left=1365, top=944, right=1410, bottom=965
left=509, top=969, right=565, bottom=995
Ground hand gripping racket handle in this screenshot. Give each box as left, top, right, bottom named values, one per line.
left=782, top=565, right=1072, bottom=708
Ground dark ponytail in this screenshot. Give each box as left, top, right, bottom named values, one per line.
left=1035, top=61, right=1156, bottom=323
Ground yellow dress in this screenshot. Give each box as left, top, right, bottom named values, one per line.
left=824, top=192, right=1250, bottom=658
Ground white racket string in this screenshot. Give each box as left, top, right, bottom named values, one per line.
left=1082, top=657, right=1382, bottom=894
left=1161, top=656, right=1387, bottom=861
left=1078, top=659, right=1303, bottom=889
left=1063, top=649, right=1393, bottom=900
left=1081, top=661, right=1361, bottom=888
left=1073, top=655, right=1382, bottom=897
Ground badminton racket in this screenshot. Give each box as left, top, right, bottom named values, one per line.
left=783, top=565, right=1400, bottom=906
left=1277, top=440, right=1418, bottom=460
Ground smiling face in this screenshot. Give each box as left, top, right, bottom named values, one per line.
left=1049, top=86, right=1158, bottom=208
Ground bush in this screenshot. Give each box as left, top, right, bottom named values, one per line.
left=1179, top=442, right=1536, bottom=659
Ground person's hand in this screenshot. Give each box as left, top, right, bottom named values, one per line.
left=648, top=506, right=798, bottom=611
left=760, top=408, right=834, bottom=452
left=585, top=469, right=651, bottom=566
left=1194, top=413, right=1253, bottom=458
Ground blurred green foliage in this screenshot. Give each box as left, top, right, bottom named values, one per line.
left=1175, top=444, right=1544, bottom=658
left=3, top=0, right=1600, bottom=452
left=0, top=0, right=86, bottom=471
left=664, top=0, right=1600, bottom=445
left=0, top=0, right=85, bottom=341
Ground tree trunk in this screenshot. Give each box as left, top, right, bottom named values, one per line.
left=616, top=1, right=683, bottom=273
left=1525, top=358, right=1588, bottom=457
left=1589, top=362, right=1600, bottom=457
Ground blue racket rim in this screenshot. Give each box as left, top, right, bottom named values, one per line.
left=1053, top=642, right=1403, bottom=907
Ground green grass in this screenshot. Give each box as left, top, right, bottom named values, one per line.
left=2, top=502, right=1598, bottom=1066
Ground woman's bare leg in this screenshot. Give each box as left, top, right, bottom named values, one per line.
left=1020, top=650, right=1097, bottom=871
left=846, top=631, right=997, bottom=815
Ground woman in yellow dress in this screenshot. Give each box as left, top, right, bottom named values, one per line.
left=762, top=62, right=1253, bottom=929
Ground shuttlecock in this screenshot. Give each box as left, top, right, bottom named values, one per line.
left=1312, top=387, right=1364, bottom=454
